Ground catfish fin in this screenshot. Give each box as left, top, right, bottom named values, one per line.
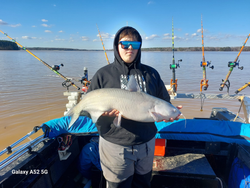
left=89, top=111, right=105, bottom=123
left=68, top=109, right=80, bottom=129
left=127, top=75, right=140, bottom=92
left=149, top=108, right=161, bottom=122
left=113, top=113, right=122, bottom=128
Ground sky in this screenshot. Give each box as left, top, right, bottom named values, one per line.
left=0, top=0, right=250, bottom=50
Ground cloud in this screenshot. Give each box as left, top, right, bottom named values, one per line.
left=81, top=36, right=89, bottom=41
left=208, top=36, right=219, bottom=41
left=55, top=38, right=65, bottom=41
left=197, top=28, right=208, bottom=33
left=22, top=36, right=30, bottom=39
left=163, top=33, right=171, bottom=40
left=93, top=39, right=98, bottom=42
left=41, top=23, right=52, bottom=27
left=0, top=19, right=8, bottom=25
left=58, top=30, right=64, bottom=33
left=32, top=25, right=36, bottom=28
left=145, top=34, right=159, bottom=40
left=10, top=23, right=21, bottom=27
left=0, top=19, right=20, bottom=27
left=163, top=34, right=182, bottom=41
left=97, top=33, right=113, bottom=39
left=41, top=24, right=48, bottom=27
left=191, top=33, right=198, bottom=37
left=42, top=19, right=48, bottom=22
left=45, top=30, right=52, bottom=33
left=174, top=36, right=183, bottom=41
left=22, top=36, right=37, bottom=39
left=148, top=1, right=154, bottom=5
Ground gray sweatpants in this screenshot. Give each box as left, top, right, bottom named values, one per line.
left=99, top=136, right=155, bottom=188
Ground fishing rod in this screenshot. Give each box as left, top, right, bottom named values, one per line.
left=199, top=15, right=214, bottom=112
left=0, top=30, right=80, bottom=90
left=169, top=18, right=182, bottom=93
left=200, top=15, right=214, bottom=93
left=219, top=34, right=249, bottom=93
left=235, top=82, right=250, bottom=94
left=96, top=24, right=110, bottom=64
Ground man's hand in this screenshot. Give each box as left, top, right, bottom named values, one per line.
left=102, top=109, right=120, bottom=117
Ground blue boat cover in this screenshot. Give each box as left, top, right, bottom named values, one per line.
left=156, top=119, right=250, bottom=146
left=42, top=117, right=250, bottom=146
left=41, top=116, right=97, bottom=138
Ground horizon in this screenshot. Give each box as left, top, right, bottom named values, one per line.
left=1, top=1, right=250, bottom=50
left=1, top=39, right=249, bottom=51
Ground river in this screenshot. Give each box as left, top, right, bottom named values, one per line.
left=0, top=50, right=249, bottom=154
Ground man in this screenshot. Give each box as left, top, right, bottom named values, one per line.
left=88, top=26, right=181, bottom=188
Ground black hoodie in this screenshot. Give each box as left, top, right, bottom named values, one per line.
left=87, top=26, right=171, bottom=146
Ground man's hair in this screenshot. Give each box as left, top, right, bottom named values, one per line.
left=119, top=28, right=140, bottom=41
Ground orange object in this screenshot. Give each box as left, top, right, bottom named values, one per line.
left=154, top=139, right=166, bottom=156
left=170, top=79, right=178, bottom=92
left=202, top=62, right=207, bottom=66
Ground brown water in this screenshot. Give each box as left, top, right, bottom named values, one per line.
left=0, top=50, right=249, bottom=158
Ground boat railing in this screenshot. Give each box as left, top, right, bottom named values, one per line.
left=0, top=126, right=42, bottom=157
left=0, top=135, right=47, bottom=170
left=0, top=125, right=50, bottom=171
left=176, top=93, right=244, bottom=99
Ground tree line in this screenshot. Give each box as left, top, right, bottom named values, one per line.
left=0, top=40, right=19, bottom=50
left=1, top=40, right=250, bottom=51
left=141, top=46, right=250, bottom=51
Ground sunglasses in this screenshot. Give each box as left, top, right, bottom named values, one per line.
left=119, top=41, right=141, bottom=49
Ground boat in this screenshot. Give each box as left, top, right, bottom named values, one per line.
left=1, top=20, right=250, bottom=187
left=1, top=77, right=250, bottom=188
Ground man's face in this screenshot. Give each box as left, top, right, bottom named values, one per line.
left=118, top=36, right=139, bottom=64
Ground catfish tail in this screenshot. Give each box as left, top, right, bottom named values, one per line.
left=65, top=106, right=80, bottom=129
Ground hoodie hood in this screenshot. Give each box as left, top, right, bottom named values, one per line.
left=113, top=26, right=142, bottom=74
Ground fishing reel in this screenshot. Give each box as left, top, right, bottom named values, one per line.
left=200, top=61, right=214, bottom=69
left=80, top=67, right=88, bottom=84
left=170, top=59, right=182, bottom=69
left=219, top=79, right=230, bottom=92
left=200, top=79, right=209, bottom=91
left=52, top=64, right=64, bottom=71
left=228, top=61, right=243, bottom=70
left=79, top=67, right=91, bottom=93
left=62, top=79, right=75, bottom=91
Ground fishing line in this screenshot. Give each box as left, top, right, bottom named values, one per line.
left=180, top=114, right=187, bottom=128
left=0, top=30, right=80, bottom=91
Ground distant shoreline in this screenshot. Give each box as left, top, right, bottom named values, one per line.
left=1, top=46, right=250, bottom=52
left=1, top=40, right=250, bottom=51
